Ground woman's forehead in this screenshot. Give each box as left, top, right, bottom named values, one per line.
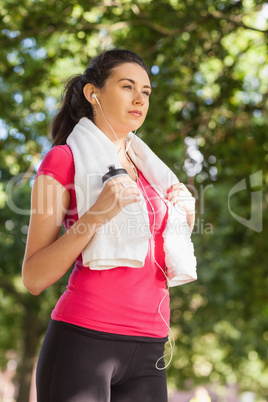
left=110, top=63, right=151, bottom=86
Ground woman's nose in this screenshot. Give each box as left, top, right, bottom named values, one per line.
left=133, top=92, right=144, bottom=105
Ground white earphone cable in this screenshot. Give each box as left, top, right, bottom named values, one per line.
left=125, top=151, right=175, bottom=370
left=93, top=95, right=124, bottom=154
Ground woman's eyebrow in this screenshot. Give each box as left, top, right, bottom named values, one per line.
left=118, top=78, right=151, bottom=90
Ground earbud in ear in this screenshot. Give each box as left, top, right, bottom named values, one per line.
left=92, top=93, right=101, bottom=106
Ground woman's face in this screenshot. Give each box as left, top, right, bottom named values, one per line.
left=93, top=62, right=151, bottom=137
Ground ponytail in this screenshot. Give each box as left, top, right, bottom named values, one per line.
left=51, top=74, right=93, bottom=146
left=50, top=49, right=149, bottom=146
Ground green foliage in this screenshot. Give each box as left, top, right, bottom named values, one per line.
left=0, top=0, right=267, bottom=400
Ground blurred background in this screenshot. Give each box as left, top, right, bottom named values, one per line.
left=0, top=0, right=267, bottom=401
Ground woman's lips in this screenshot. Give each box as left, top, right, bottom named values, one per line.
left=128, top=110, right=142, bottom=117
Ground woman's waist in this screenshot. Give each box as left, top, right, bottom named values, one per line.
left=58, top=265, right=169, bottom=318
left=53, top=283, right=170, bottom=338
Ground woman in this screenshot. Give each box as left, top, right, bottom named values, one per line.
left=22, top=49, right=195, bottom=402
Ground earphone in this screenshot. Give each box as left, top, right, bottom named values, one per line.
left=93, top=92, right=175, bottom=369
left=92, top=93, right=99, bottom=103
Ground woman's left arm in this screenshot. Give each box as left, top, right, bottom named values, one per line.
left=167, top=183, right=195, bottom=233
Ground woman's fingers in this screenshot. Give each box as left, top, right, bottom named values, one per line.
left=112, top=177, right=141, bottom=199
left=167, top=183, right=191, bottom=196
left=89, top=177, right=141, bottom=224
left=167, top=183, right=195, bottom=213
left=117, top=180, right=141, bottom=206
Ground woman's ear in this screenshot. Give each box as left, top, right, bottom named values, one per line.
left=83, top=83, right=98, bottom=104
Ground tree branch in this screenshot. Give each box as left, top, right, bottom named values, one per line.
left=208, top=9, right=268, bottom=33
left=1, top=6, right=266, bottom=50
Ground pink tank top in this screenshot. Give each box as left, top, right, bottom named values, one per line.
left=36, top=145, right=170, bottom=338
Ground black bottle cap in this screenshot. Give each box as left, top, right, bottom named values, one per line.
left=102, top=164, right=128, bottom=183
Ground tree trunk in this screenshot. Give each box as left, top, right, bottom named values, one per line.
left=16, top=308, right=42, bottom=402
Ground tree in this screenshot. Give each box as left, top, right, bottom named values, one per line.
left=0, top=0, right=267, bottom=400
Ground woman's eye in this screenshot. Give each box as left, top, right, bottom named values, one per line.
left=143, top=91, right=151, bottom=97
left=124, top=85, right=132, bottom=90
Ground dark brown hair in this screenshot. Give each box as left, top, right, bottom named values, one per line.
left=51, top=49, right=149, bottom=146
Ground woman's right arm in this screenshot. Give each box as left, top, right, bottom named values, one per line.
left=22, top=175, right=140, bottom=295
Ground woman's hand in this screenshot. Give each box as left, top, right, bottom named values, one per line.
left=167, top=183, right=195, bottom=233
left=89, top=177, right=141, bottom=225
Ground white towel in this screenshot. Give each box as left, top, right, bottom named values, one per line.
left=67, top=118, right=197, bottom=287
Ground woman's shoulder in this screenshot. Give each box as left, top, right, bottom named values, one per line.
left=36, top=144, right=74, bottom=188
left=40, top=145, right=74, bottom=168
left=45, top=144, right=73, bottom=161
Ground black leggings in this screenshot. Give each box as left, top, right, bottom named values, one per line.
left=36, top=320, right=168, bottom=402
